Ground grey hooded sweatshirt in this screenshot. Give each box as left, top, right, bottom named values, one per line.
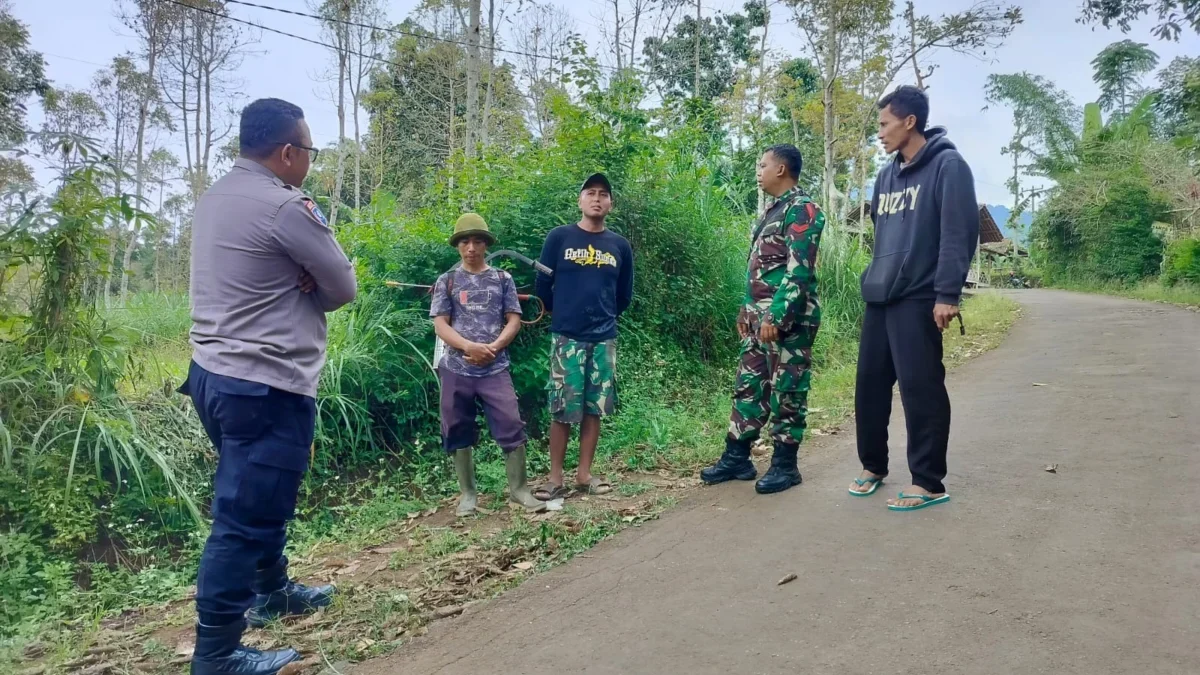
left=860, top=127, right=980, bottom=306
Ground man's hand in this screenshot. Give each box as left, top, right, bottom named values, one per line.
left=298, top=270, right=316, bottom=294
left=934, top=303, right=960, bottom=333
left=464, top=342, right=496, bottom=366
left=759, top=319, right=779, bottom=344
left=737, top=308, right=752, bottom=340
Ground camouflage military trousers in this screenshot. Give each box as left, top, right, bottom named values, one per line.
left=727, top=326, right=817, bottom=446
left=548, top=335, right=617, bottom=425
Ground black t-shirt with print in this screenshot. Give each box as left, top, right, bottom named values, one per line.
left=535, top=224, right=634, bottom=342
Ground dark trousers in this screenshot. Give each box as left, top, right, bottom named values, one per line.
left=180, top=361, right=316, bottom=626
left=439, top=366, right=527, bottom=453
left=855, top=300, right=950, bottom=494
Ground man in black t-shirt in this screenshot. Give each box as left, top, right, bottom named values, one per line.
left=533, top=173, right=634, bottom=500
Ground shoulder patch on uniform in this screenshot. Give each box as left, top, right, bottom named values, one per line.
left=301, top=198, right=328, bottom=226
left=791, top=223, right=810, bottom=236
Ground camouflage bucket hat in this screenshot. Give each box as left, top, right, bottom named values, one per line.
left=449, top=213, right=497, bottom=247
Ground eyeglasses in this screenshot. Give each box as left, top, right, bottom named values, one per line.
left=276, top=142, right=319, bottom=162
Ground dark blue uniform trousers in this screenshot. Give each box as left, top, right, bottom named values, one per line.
left=180, top=361, right=316, bottom=627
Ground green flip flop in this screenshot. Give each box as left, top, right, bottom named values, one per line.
left=848, top=476, right=885, bottom=497
left=887, top=492, right=950, bottom=511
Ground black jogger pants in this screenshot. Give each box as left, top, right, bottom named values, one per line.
left=854, top=299, right=951, bottom=494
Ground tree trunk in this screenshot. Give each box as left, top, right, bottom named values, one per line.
left=840, top=149, right=858, bottom=223
left=482, top=0, right=496, bottom=150
left=859, top=171, right=868, bottom=245
left=447, top=67, right=457, bottom=201
left=122, top=47, right=159, bottom=305
left=753, top=1, right=769, bottom=145
left=629, top=0, right=642, bottom=69
left=613, top=0, right=624, bottom=71
left=105, top=79, right=125, bottom=310
left=177, top=18, right=193, bottom=200
left=693, top=0, right=701, bottom=98
left=465, top=0, right=482, bottom=160
left=192, top=19, right=203, bottom=204
left=330, top=5, right=348, bottom=229
left=821, top=15, right=838, bottom=214
left=1011, top=148, right=1020, bottom=258
left=353, top=102, right=361, bottom=212
left=906, top=2, right=925, bottom=90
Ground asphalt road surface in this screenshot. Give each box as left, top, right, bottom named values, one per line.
left=352, top=290, right=1200, bottom=675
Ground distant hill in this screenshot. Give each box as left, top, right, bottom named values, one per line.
left=986, top=205, right=1033, bottom=243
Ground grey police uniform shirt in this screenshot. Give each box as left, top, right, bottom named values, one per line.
left=189, top=158, right=357, bottom=398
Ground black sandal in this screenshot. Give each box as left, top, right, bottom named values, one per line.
left=534, top=483, right=569, bottom=501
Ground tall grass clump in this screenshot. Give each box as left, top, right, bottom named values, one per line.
left=1, top=144, right=209, bottom=637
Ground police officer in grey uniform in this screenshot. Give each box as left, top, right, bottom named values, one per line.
left=180, top=98, right=357, bottom=675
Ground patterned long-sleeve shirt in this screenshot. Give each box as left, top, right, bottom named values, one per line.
left=743, top=187, right=825, bottom=333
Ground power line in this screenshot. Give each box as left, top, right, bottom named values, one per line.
left=159, top=0, right=403, bottom=70
left=220, top=0, right=617, bottom=70
left=42, top=52, right=112, bottom=68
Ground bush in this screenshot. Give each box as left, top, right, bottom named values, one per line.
left=1035, top=175, right=1165, bottom=283
left=1163, top=238, right=1200, bottom=286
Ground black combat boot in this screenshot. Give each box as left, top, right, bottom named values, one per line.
left=190, top=620, right=299, bottom=675
left=701, top=438, right=757, bottom=485
left=246, top=557, right=336, bottom=628
left=754, top=442, right=802, bottom=494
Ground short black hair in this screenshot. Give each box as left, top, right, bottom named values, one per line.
left=765, top=144, right=803, bottom=180
left=878, top=85, right=929, bottom=133
left=239, top=98, right=305, bottom=159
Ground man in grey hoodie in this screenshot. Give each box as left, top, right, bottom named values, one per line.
left=849, top=86, right=979, bottom=511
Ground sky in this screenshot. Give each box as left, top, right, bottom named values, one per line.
left=11, top=0, right=1199, bottom=207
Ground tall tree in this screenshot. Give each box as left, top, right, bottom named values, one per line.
left=983, top=72, right=1080, bottom=235
left=0, top=1, right=50, bottom=197
left=345, top=0, right=387, bottom=211
left=143, top=147, right=180, bottom=293
left=787, top=0, right=1022, bottom=215
left=160, top=0, right=251, bottom=208
left=786, top=0, right=891, bottom=213
left=479, top=0, right=521, bottom=151
left=316, top=0, right=352, bottom=227
left=643, top=9, right=754, bottom=102
left=39, top=88, right=107, bottom=180
left=364, top=12, right=523, bottom=207
left=694, top=0, right=702, bottom=98
left=92, top=57, right=144, bottom=305
left=119, top=0, right=173, bottom=298
left=1154, top=56, right=1200, bottom=153
left=465, top=0, right=482, bottom=158
left=1078, top=0, right=1200, bottom=41
left=1092, top=40, right=1159, bottom=117
left=513, top=3, right=575, bottom=137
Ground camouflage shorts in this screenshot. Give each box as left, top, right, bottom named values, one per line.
left=548, top=335, right=617, bottom=424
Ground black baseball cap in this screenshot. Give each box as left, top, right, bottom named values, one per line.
left=580, top=173, right=613, bottom=194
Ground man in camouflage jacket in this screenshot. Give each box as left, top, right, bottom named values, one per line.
left=701, top=144, right=825, bottom=495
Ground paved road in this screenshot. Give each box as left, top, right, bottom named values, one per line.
left=354, top=291, right=1200, bottom=675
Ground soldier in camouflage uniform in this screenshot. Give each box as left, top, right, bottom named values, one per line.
left=701, top=145, right=825, bottom=495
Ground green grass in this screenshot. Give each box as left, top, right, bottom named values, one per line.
left=1052, top=278, right=1200, bottom=309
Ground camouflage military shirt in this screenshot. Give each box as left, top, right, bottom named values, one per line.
left=743, top=188, right=825, bottom=333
